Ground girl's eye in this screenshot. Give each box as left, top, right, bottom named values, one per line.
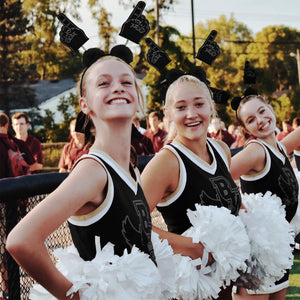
left=98, top=81, right=109, bottom=86
left=176, top=105, right=185, bottom=110
left=122, top=81, right=133, bottom=85
left=195, top=102, right=204, bottom=107
left=259, top=109, right=265, bottom=114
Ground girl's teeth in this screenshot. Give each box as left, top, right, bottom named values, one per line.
left=187, top=122, right=200, bottom=127
left=111, top=99, right=127, bottom=104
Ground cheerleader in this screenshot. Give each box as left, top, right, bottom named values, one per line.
left=230, top=94, right=299, bottom=300
left=141, top=74, right=242, bottom=299
left=6, top=55, right=156, bottom=299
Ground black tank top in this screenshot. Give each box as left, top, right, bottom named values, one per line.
left=68, top=151, right=156, bottom=263
left=157, top=139, right=241, bottom=234
left=240, top=140, right=298, bottom=222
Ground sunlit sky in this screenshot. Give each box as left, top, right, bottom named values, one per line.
left=77, top=0, right=300, bottom=49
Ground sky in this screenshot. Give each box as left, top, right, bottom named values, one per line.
left=77, top=0, right=300, bottom=49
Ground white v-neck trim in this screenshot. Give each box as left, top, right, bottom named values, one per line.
left=171, top=140, right=217, bottom=174
left=89, top=150, right=138, bottom=194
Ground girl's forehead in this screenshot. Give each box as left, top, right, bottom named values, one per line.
left=89, top=59, right=133, bottom=77
left=240, top=98, right=266, bottom=116
left=173, top=82, right=209, bottom=98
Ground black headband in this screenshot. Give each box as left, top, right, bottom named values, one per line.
left=231, top=87, right=259, bottom=111
left=79, top=45, right=134, bottom=96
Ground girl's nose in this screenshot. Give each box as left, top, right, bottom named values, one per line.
left=112, top=81, right=124, bottom=93
left=186, top=106, right=197, bottom=118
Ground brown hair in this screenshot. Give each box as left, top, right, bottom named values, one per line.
left=0, top=113, right=9, bottom=127
left=12, top=112, right=30, bottom=123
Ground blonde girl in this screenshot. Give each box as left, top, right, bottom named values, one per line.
left=141, top=74, right=242, bottom=299
left=6, top=56, right=156, bottom=299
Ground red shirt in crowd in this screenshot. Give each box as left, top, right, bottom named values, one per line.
left=143, top=128, right=167, bottom=153
left=25, top=134, right=44, bottom=164
left=0, top=133, right=35, bottom=179
left=208, top=129, right=236, bottom=148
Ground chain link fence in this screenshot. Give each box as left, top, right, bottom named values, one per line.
left=0, top=173, right=70, bottom=300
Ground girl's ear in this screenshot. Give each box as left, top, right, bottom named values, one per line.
left=79, top=97, right=90, bottom=114
left=163, top=106, right=171, bottom=122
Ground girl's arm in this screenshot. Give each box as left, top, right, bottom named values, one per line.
left=230, top=142, right=266, bottom=180
left=141, top=149, right=210, bottom=261
left=281, top=126, right=300, bottom=154
left=6, top=158, right=107, bottom=300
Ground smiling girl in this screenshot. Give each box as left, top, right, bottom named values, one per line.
left=230, top=94, right=299, bottom=300
left=141, top=74, right=242, bottom=299
left=6, top=56, right=156, bottom=299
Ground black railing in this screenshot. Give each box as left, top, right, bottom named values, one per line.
left=0, top=173, right=70, bottom=300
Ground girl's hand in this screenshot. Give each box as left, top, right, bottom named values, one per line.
left=189, top=242, right=215, bottom=267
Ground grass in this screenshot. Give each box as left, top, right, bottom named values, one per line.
left=287, top=250, right=300, bottom=299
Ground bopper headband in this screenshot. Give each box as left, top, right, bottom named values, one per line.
left=79, top=45, right=134, bottom=96
left=243, top=61, right=256, bottom=84
left=145, top=31, right=228, bottom=105
left=231, top=87, right=259, bottom=111
left=57, top=1, right=150, bottom=132
left=57, top=13, right=89, bottom=53
left=196, top=30, right=220, bottom=65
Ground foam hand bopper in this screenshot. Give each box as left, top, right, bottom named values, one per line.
left=145, top=38, right=171, bottom=72
left=196, top=30, right=220, bottom=65
left=210, top=87, right=230, bottom=105
left=57, top=13, right=89, bottom=52
left=119, top=1, right=150, bottom=44
left=243, top=61, right=256, bottom=84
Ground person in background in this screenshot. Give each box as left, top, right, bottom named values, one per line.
left=228, top=124, right=238, bottom=138
left=132, top=114, right=146, bottom=133
left=276, top=119, right=293, bottom=141
left=0, top=112, right=37, bottom=299
left=143, top=111, right=167, bottom=152
left=209, top=117, right=236, bottom=148
left=131, top=123, right=154, bottom=156
left=1, top=113, right=37, bottom=179
left=58, top=119, right=87, bottom=173
left=292, top=117, right=300, bottom=130
left=12, top=112, right=44, bottom=173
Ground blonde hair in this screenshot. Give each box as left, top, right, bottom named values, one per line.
left=164, top=75, right=216, bottom=141
left=79, top=55, right=145, bottom=114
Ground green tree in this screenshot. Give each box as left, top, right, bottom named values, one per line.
left=0, top=0, right=36, bottom=114
left=272, top=93, right=294, bottom=125
left=88, top=0, right=118, bottom=52
left=246, top=26, right=300, bottom=95
left=22, top=0, right=82, bottom=80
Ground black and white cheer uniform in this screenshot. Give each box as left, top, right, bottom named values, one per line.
left=157, top=138, right=242, bottom=235
left=68, top=151, right=156, bottom=263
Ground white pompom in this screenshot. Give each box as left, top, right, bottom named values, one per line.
left=30, top=237, right=161, bottom=300
left=180, top=204, right=251, bottom=299
left=238, top=192, right=295, bottom=289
